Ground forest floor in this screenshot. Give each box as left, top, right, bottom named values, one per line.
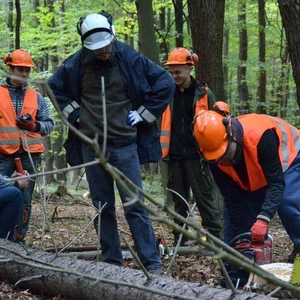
left=0, top=183, right=296, bottom=299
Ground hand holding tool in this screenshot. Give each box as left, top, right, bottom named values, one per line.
left=250, top=219, right=269, bottom=241
left=16, top=114, right=37, bottom=132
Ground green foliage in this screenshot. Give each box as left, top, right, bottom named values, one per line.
left=143, top=179, right=163, bottom=196
left=0, top=0, right=299, bottom=139
left=224, top=0, right=297, bottom=120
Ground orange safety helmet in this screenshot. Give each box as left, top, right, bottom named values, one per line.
left=164, top=47, right=199, bottom=66
left=193, top=110, right=229, bottom=161
left=3, top=49, right=34, bottom=68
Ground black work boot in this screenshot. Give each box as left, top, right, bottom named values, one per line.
left=288, top=246, right=300, bottom=263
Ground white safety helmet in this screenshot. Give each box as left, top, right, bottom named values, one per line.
left=78, top=13, right=115, bottom=50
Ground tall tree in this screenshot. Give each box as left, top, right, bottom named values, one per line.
left=223, top=27, right=230, bottom=102
left=15, top=0, right=21, bottom=48
left=135, top=0, right=160, bottom=64
left=7, top=0, right=14, bottom=50
left=187, top=0, right=225, bottom=100
left=237, top=0, right=250, bottom=114
left=174, top=0, right=184, bottom=47
left=256, top=0, right=266, bottom=114
left=278, top=0, right=300, bottom=110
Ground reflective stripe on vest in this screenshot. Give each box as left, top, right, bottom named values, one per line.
left=0, top=87, right=44, bottom=154
left=160, top=87, right=209, bottom=159
left=219, top=114, right=300, bottom=191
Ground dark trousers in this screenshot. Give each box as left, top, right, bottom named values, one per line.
left=168, top=159, right=222, bottom=239
left=0, top=151, right=40, bottom=239
left=0, top=186, right=22, bottom=240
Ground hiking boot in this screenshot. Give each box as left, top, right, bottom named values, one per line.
left=288, top=246, right=300, bottom=263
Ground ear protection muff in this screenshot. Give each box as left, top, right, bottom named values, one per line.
left=76, top=16, right=85, bottom=36
left=5, top=53, right=12, bottom=64
left=222, top=117, right=234, bottom=142
left=186, top=52, right=199, bottom=64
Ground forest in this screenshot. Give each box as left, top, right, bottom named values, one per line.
left=0, top=0, right=300, bottom=299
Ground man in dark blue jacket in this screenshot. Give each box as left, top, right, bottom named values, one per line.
left=48, top=11, right=174, bottom=274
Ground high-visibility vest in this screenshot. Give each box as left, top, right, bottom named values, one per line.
left=0, top=87, right=44, bottom=154
left=219, top=114, right=300, bottom=191
left=160, top=86, right=209, bottom=158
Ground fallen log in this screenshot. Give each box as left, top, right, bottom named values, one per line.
left=0, top=239, right=276, bottom=300
left=45, top=245, right=202, bottom=255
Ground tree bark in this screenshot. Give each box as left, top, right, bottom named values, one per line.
left=135, top=0, right=160, bottom=64
left=174, top=0, right=184, bottom=47
left=187, top=0, right=225, bottom=100
left=237, top=0, right=250, bottom=114
left=278, top=0, right=300, bottom=110
left=0, top=239, right=273, bottom=300
left=256, top=0, right=267, bottom=114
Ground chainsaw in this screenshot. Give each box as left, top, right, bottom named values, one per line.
left=222, top=232, right=273, bottom=289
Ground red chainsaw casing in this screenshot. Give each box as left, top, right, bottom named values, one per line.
left=235, top=239, right=272, bottom=265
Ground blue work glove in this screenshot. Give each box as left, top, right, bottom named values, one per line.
left=126, top=110, right=143, bottom=127
left=16, top=114, right=37, bottom=132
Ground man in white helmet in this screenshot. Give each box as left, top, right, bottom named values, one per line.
left=48, top=11, right=175, bottom=275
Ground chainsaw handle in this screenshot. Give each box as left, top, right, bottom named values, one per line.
left=15, top=157, right=24, bottom=173
left=229, top=232, right=273, bottom=247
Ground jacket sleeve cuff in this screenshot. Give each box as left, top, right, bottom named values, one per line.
left=137, top=106, right=156, bottom=124
left=35, top=122, right=41, bottom=132
left=257, top=214, right=270, bottom=223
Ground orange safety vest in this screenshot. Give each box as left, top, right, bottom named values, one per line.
left=0, top=87, right=44, bottom=154
left=160, top=86, right=209, bottom=159
left=219, top=114, right=300, bottom=192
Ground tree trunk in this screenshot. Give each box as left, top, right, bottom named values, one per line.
left=223, top=28, right=230, bottom=102
left=7, top=0, right=14, bottom=49
left=43, top=135, right=55, bottom=184
left=15, top=0, right=21, bottom=48
left=187, top=0, right=225, bottom=100
left=53, top=120, right=67, bottom=182
left=237, top=0, right=250, bottom=114
left=174, top=0, right=184, bottom=47
left=278, top=0, right=300, bottom=110
left=135, top=0, right=160, bottom=64
left=256, top=0, right=266, bottom=114
left=0, top=239, right=272, bottom=300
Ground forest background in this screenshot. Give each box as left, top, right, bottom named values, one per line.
left=0, top=0, right=300, bottom=186
left=0, top=1, right=300, bottom=298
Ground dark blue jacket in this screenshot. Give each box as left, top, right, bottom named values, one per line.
left=48, top=42, right=175, bottom=164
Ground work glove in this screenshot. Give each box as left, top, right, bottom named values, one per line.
left=126, top=110, right=143, bottom=127
left=250, top=219, right=269, bottom=241
left=16, top=114, right=37, bottom=132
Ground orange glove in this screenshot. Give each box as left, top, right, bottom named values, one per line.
left=250, top=219, right=269, bottom=241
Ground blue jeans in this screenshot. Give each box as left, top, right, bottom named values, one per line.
left=82, top=142, right=162, bottom=270
left=0, top=186, right=22, bottom=240
left=278, top=151, right=300, bottom=248
left=0, top=152, right=40, bottom=239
